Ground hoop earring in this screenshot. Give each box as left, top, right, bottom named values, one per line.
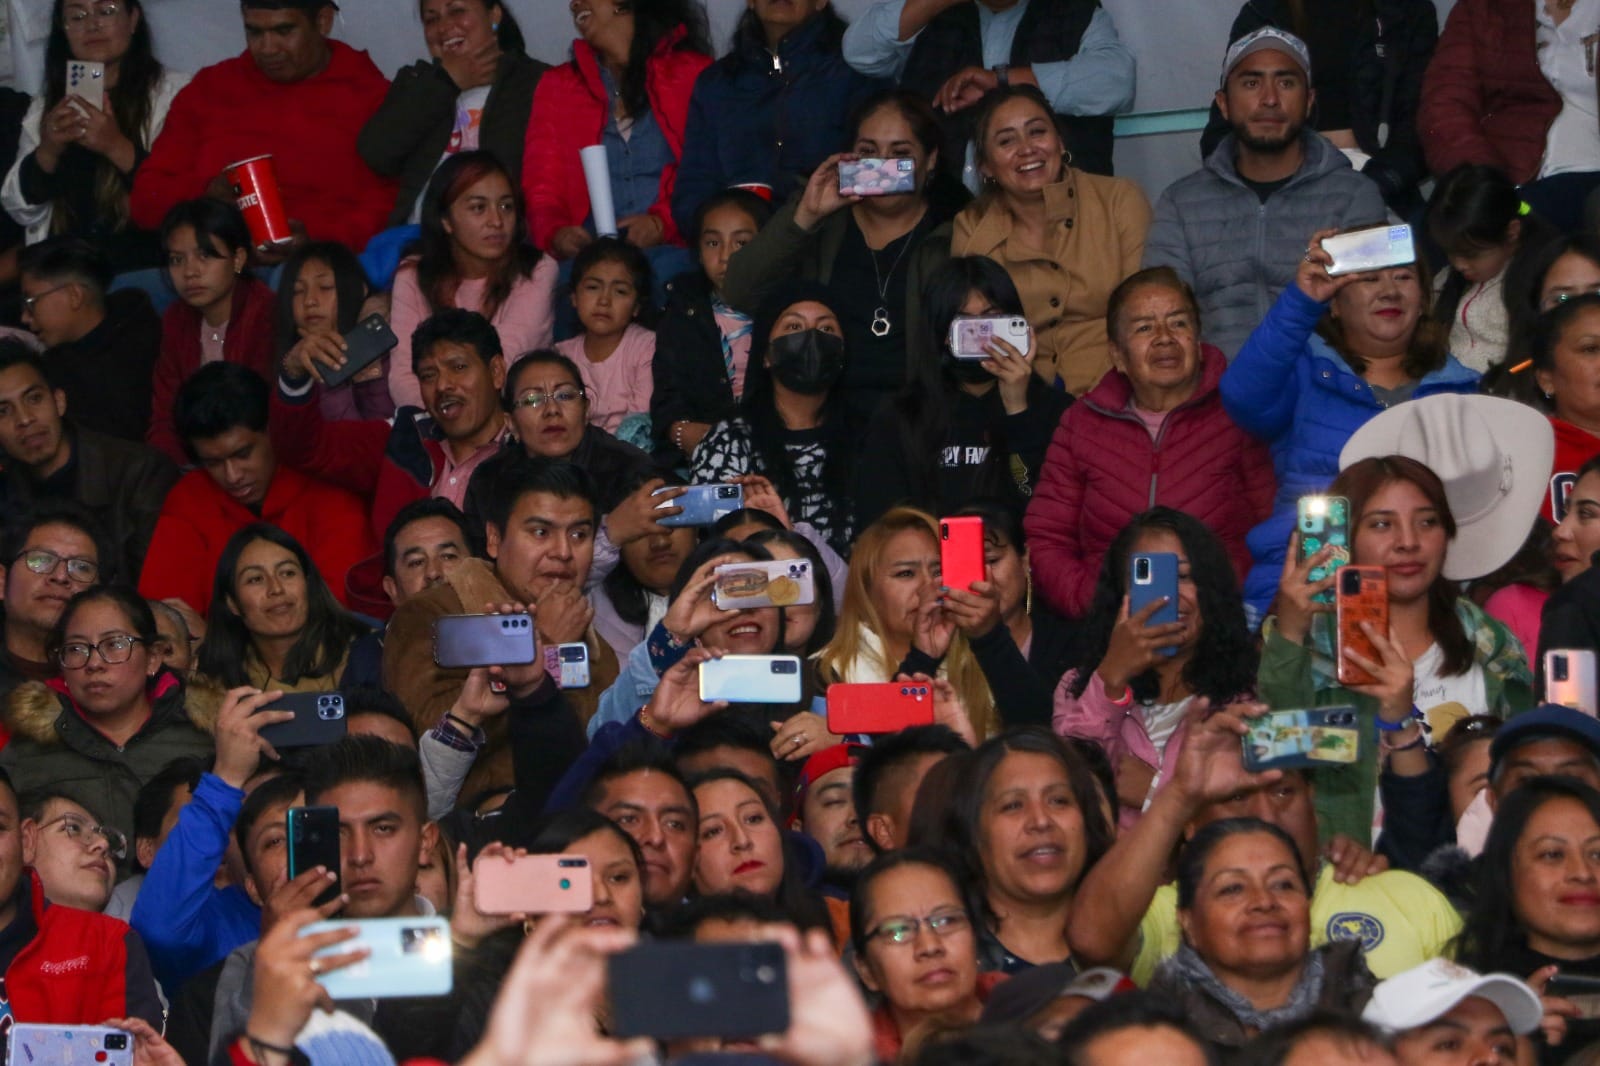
left=1025, top=572, right=1033, bottom=617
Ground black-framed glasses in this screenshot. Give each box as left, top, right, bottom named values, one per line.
left=513, top=386, right=585, bottom=409
left=58, top=635, right=144, bottom=670
left=21, top=284, right=70, bottom=312
left=14, top=548, right=98, bottom=584
left=64, top=3, right=121, bottom=28
left=37, top=813, right=126, bottom=860
left=867, top=910, right=971, bottom=945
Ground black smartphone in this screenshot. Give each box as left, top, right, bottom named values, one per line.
left=286, top=805, right=341, bottom=907
left=320, top=314, right=398, bottom=389
left=258, top=692, right=346, bottom=749
left=609, top=941, right=788, bottom=1041
left=1549, top=974, right=1600, bottom=1019
left=432, top=613, right=536, bottom=669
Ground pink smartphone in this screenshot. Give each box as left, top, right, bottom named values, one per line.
left=474, top=854, right=593, bottom=915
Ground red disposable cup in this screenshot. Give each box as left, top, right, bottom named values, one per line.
left=226, top=155, right=292, bottom=249
left=732, top=182, right=773, bottom=202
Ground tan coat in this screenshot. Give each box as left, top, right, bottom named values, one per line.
left=952, top=170, right=1151, bottom=396
left=382, top=558, right=619, bottom=798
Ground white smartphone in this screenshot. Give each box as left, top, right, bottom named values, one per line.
left=1324, top=224, right=1415, bottom=276
left=66, top=60, right=105, bottom=111
left=947, top=315, right=1031, bottom=360
left=699, top=655, right=803, bottom=704
left=303, top=916, right=452, bottom=999
left=1546, top=649, right=1598, bottom=715
left=556, top=642, right=591, bottom=689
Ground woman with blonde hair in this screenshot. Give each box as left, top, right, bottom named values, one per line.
left=816, top=506, right=996, bottom=738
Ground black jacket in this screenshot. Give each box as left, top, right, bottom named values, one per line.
left=358, top=51, right=548, bottom=227
left=650, top=270, right=738, bottom=459
left=898, top=0, right=1113, bottom=178
left=1199, top=0, right=1438, bottom=214
left=44, top=288, right=162, bottom=443
left=1540, top=562, right=1600, bottom=670
left=970, top=608, right=1080, bottom=727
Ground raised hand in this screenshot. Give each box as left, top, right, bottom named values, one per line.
left=213, top=686, right=293, bottom=788
left=1274, top=532, right=1336, bottom=646
left=793, top=154, right=860, bottom=232
left=1096, top=595, right=1186, bottom=695
left=1165, top=700, right=1281, bottom=811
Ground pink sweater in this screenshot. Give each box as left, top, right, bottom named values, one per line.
left=387, top=256, right=559, bottom=410
left=1052, top=668, right=1193, bottom=833
left=557, top=324, right=656, bottom=434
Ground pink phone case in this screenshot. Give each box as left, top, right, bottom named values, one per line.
left=474, top=854, right=593, bottom=915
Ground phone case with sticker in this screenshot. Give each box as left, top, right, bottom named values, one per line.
left=1242, top=707, right=1363, bottom=772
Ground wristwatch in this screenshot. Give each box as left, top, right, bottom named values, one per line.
left=992, top=63, right=1010, bottom=87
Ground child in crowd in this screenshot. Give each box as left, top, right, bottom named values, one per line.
left=146, top=198, right=275, bottom=464
left=555, top=237, right=656, bottom=443
left=651, top=188, right=771, bottom=463
left=275, top=240, right=392, bottom=422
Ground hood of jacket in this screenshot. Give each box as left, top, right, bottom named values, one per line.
left=1081, top=341, right=1229, bottom=415
left=5, top=667, right=214, bottom=747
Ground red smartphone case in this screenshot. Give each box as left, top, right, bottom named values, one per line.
left=826, top=682, right=936, bottom=734
left=940, top=516, right=985, bottom=593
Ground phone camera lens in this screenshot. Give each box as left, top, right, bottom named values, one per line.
left=105, top=1035, right=129, bottom=1051
left=1342, top=569, right=1362, bottom=595
left=1555, top=656, right=1570, bottom=681
left=1135, top=559, right=1150, bottom=582
left=941, top=524, right=949, bottom=540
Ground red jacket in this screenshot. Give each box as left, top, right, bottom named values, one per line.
left=522, top=30, right=710, bottom=252
left=1548, top=416, right=1600, bottom=522
left=6, top=870, right=163, bottom=1029
left=1418, top=0, right=1561, bottom=183
left=130, top=42, right=396, bottom=251
left=1024, top=344, right=1276, bottom=618
left=146, top=276, right=277, bottom=465
left=138, top=464, right=377, bottom=614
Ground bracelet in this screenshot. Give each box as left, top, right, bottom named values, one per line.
left=1380, top=726, right=1426, bottom=754
left=1374, top=704, right=1425, bottom=733
left=444, top=712, right=477, bottom=734
left=639, top=706, right=673, bottom=739
left=245, top=1034, right=296, bottom=1063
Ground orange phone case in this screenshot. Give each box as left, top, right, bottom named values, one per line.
left=473, top=854, right=592, bottom=916
left=1335, top=566, right=1388, bottom=687
left=826, top=681, right=936, bottom=734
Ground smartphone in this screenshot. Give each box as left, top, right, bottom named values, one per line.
left=1336, top=566, right=1388, bottom=686
left=712, top=558, right=815, bottom=611
left=826, top=680, right=936, bottom=734
left=947, top=315, right=1032, bottom=360
left=320, top=314, right=398, bottom=389
left=1546, top=649, right=1599, bottom=714
left=556, top=642, right=591, bottom=689
left=303, top=916, right=452, bottom=999
left=1324, top=223, right=1415, bottom=276
left=1549, top=974, right=1600, bottom=1019
left=286, top=806, right=341, bottom=907
left=474, top=854, right=593, bottom=916
left=609, top=941, right=789, bottom=1041
left=698, top=655, right=803, bottom=704
left=656, top=483, right=744, bottom=527
left=1297, top=495, right=1350, bottom=606
left=1129, top=552, right=1180, bottom=656
left=1242, top=707, right=1363, bottom=772
left=837, top=157, right=916, bottom=197
left=65, top=60, right=105, bottom=110
left=940, top=516, right=986, bottom=593
left=433, top=613, right=536, bottom=669
left=257, top=692, right=346, bottom=749
left=8, top=1024, right=133, bottom=1065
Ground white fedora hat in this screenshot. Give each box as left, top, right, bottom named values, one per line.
left=1339, top=395, right=1554, bottom=581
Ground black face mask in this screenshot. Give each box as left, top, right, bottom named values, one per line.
left=944, top=352, right=994, bottom=386
left=767, top=329, right=846, bottom=395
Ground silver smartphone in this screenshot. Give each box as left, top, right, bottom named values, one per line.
left=303, top=916, right=452, bottom=999
left=699, top=655, right=803, bottom=703
left=432, top=613, right=536, bottom=669
left=1547, top=648, right=1599, bottom=715
left=1324, top=224, right=1415, bottom=276
left=66, top=60, right=105, bottom=110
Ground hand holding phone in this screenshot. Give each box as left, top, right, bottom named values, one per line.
left=319, top=314, right=397, bottom=389
left=826, top=681, right=935, bottom=733
left=609, top=941, right=789, bottom=1040
left=1129, top=553, right=1181, bottom=658
left=1335, top=567, right=1390, bottom=688
left=286, top=806, right=342, bottom=907
left=475, top=853, right=593, bottom=916
left=433, top=613, right=536, bottom=669
left=1297, top=495, right=1349, bottom=605
left=939, top=516, right=985, bottom=592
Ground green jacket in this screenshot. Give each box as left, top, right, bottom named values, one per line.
left=1257, top=598, right=1534, bottom=843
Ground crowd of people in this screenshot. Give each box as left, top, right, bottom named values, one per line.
left=3, top=0, right=1600, bottom=1062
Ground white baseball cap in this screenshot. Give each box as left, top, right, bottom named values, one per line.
left=1362, top=959, right=1543, bottom=1035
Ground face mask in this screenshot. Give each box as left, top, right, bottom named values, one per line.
left=767, top=329, right=846, bottom=395
left=944, top=352, right=994, bottom=386
left=1455, top=788, right=1493, bottom=858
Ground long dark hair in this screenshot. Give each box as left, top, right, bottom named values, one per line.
left=727, top=3, right=843, bottom=67
left=1429, top=165, right=1557, bottom=347
left=599, top=470, right=692, bottom=628
left=197, top=523, right=369, bottom=687
left=1457, top=776, right=1600, bottom=969
left=1175, top=817, right=1309, bottom=911
left=1488, top=232, right=1600, bottom=405
left=412, top=150, right=542, bottom=323
left=42, top=0, right=161, bottom=234
left=605, top=0, right=712, bottom=120
left=1067, top=508, right=1257, bottom=705
left=274, top=241, right=372, bottom=360
left=419, top=0, right=526, bottom=54
left=890, top=256, right=1029, bottom=512
left=1330, top=456, right=1472, bottom=677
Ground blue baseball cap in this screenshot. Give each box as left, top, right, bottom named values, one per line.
left=1489, top=704, right=1600, bottom=770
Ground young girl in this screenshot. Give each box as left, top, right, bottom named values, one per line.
left=651, top=189, right=771, bottom=462
left=388, top=149, right=558, bottom=410
left=1428, top=163, right=1555, bottom=374
left=556, top=237, right=655, bottom=442
left=276, top=241, right=392, bottom=421
left=146, top=198, right=275, bottom=464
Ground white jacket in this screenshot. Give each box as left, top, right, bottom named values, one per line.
left=1, top=67, right=190, bottom=242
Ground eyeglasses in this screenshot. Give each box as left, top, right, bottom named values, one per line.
left=64, top=3, right=121, bottom=28
left=58, top=635, right=144, bottom=670
left=867, top=910, right=971, bottom=945
left=14, top=548, right=98, bottom=584
left=513, top=386, right=585, bottom=409
left=38, top=813, right=126, bottom=860
left=21, top=284, right=70, bottom=312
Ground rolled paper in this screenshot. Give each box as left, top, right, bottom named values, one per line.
left=580, top=145, right=618, bottom=238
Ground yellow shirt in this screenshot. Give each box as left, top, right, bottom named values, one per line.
left=1133, top=863, right=1462, bottom=985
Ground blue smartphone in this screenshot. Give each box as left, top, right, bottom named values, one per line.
left=1129, top=552, right=1179, bottom=656
left=303, top=916, right=452, bottom=999
left=656, top=484, right=744, bottom=527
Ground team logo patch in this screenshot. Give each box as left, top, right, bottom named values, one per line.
left=1326, top=912, right=1384, bottom=952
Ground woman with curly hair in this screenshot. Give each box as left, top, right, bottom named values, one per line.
left=1052, top=507, right=1257, bottom=828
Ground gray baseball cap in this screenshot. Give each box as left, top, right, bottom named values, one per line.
left=1221, top=27, right=1312, bottom=88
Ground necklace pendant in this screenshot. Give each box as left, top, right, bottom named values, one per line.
left=871, top=307, right=892, bottom=337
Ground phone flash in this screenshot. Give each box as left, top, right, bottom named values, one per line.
left=1305, top=497, right=1328, bottom=517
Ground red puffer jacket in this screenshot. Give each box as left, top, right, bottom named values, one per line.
left=1023, top=344, right=1276, bottom=618
left=521, top=29, right=710, bottom=252
left=1418, top=0, right=1561, bottom=183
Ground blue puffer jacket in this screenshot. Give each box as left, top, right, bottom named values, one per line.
left=1221, top=284, right=1480, bottom=620
left=670, top=13, right=887, bottom=236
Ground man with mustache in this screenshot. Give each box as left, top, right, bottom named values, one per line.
left=0, top=501, right=107, bottom=701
